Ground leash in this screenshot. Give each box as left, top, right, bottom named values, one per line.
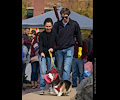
left=40, top=57, right=44, bottom=75
left=40, top=51, right=57, bottom=75
left=49, top=50, right=57, bottom=69
left=49, top=51, right=54, bottom=66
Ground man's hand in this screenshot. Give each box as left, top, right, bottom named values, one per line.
left=41, top=52, right=45, bottom=57
left=78, top=47, right=82, bottom=58
left=48, top=48, right=54, bottom=53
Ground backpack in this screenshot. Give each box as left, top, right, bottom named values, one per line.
left=84, top=61, right=93, bottom=78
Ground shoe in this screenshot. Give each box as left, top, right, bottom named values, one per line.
left=32, top=85, right=38, bottom=89
left=49, top=87, right=54, bottom=94
left=39, top=89, right=44, bottom=95
left=31, top=85, right=35, bottom=89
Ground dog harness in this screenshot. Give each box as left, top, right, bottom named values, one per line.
left=43, top=73, right=58, bottom=84
left=55, top=85, right=62, bottom=92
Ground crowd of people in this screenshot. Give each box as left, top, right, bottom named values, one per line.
left=22, top=7, right=93, bottom=95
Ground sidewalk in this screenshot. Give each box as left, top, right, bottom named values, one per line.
left=23, top=64, right=76, bottom=100
left=22, top=84, right=76, bottom=100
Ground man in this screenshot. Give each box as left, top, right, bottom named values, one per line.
left=53, top=8, right=83, bottom=80
left=22, top=28, right=30, bottom=50
left=72, top=35, right=87, bottom=87
left=22, top=27, right=30, bottom=39
left=86, top=30, right=93, bottom=64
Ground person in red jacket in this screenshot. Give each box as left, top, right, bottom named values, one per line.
left=72, top=35, right=87, bottom=87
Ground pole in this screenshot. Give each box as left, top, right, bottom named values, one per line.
left=53, top=6, right=59, bottom=21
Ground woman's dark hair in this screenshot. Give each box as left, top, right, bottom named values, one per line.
left=44, top=18, right=53, bottom=25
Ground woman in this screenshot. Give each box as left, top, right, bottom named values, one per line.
left=24, top=30, right=40, bottom=89
left=39, top=18, right=58, bottom=95
left=31, top=31, right=40, bottom=89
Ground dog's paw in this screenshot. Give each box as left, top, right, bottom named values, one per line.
left=54, top=89, right=58, bottom=95
left=57, top=92, right=62, bottom=96
left=57, top=94, right=61, bottom=97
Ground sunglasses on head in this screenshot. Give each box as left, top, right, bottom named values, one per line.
left=61, top=16, right=68, bottom=19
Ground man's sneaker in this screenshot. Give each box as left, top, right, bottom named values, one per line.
left=39, top=89, right=44, bottom=95
left=49, top=87, right=54, bottom=95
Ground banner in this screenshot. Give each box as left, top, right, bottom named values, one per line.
left=28, top=28, right=40, bottom=36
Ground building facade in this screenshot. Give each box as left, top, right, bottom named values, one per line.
left=22, top=0, right=44, bottom=18
left=22, top=0, right=93, bottom=19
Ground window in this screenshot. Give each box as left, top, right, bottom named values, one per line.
left=27, top=9, right=33, bottom=18
left=44, top=9, right=52, bottom=13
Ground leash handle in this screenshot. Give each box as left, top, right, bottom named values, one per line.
left=49, top=51, right=56, bottom=69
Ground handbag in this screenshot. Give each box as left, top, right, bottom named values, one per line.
left=30, top=55, right=39, bottom=63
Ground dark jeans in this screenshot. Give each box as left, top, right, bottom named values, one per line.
left=22, top=63, right=26, bottom=88
left=31, top=61, right=39, bottom=81
left=72, top=58, right=84, bottom=86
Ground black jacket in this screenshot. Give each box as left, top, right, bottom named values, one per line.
left=53, top=19, right=82, bottom=50
left=39, top=29, right=58, bottom=57
left=86, top=35, right=93, bottom=57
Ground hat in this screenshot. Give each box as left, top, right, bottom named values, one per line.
left=31, top=30, right=36, bottom=34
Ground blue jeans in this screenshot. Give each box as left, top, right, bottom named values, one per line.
left=31, top=61, right=39, bottom=81
left=56, top=46, right=74, bottom=80
left=39, top=55, right=55, bottom=90
left=72, top=58, right=84, bottom=86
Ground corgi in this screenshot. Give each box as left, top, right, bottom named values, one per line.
left=48, top=73, right=72, bottom=96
